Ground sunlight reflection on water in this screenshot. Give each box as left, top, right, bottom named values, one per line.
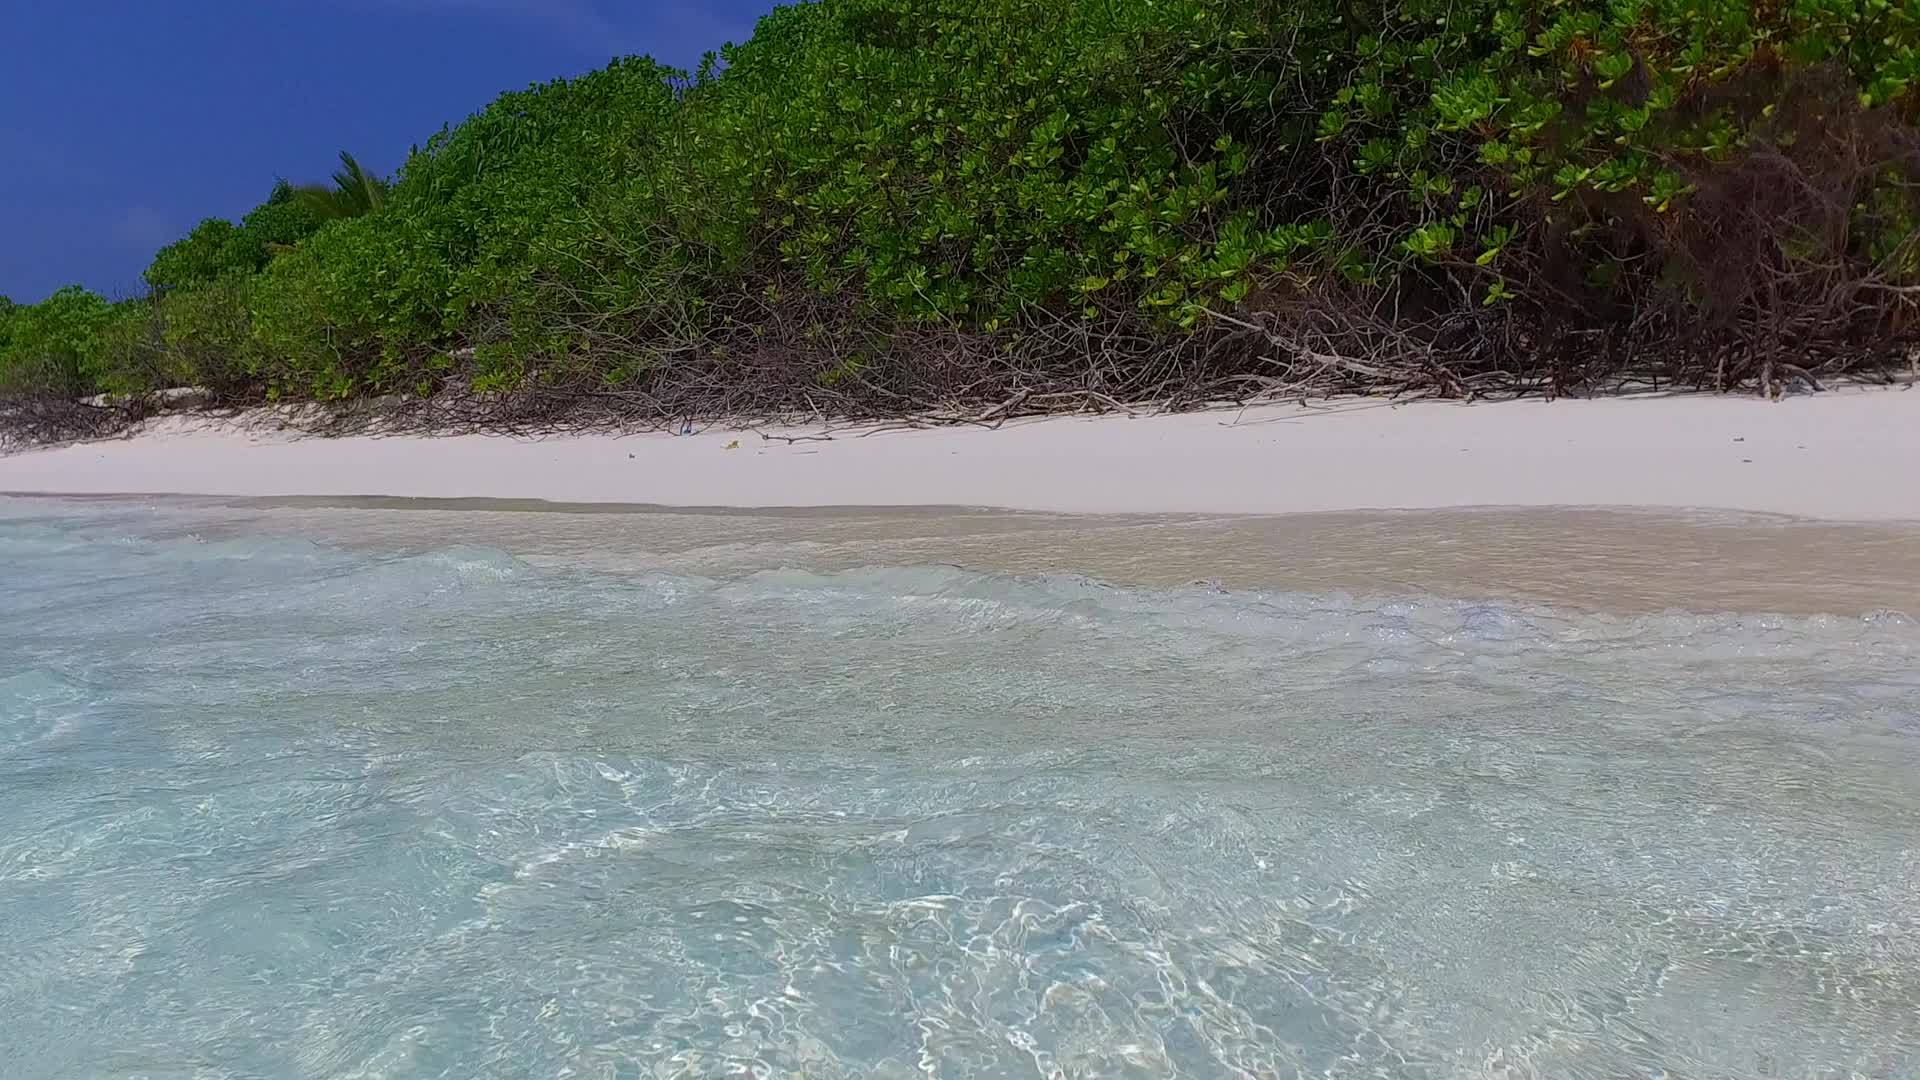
left=2, top=499, right=1916, bottom=1077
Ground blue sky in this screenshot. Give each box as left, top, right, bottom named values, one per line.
left=1, top=1, right=776, bottom=304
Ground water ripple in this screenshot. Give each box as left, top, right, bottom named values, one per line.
left=1, top=510, right=1917, bottom=1077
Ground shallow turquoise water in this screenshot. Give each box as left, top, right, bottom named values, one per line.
left=2, top=501, right=1918, bottom=1078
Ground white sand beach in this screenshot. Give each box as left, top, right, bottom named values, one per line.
left=2, top=386, right=1916, bottom=520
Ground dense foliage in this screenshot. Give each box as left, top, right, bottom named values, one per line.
left=143, top=181, right=329, bottom=293
left=5, top=0, right=1917, bottom=437
left=0, top=286, right=114, bottom=398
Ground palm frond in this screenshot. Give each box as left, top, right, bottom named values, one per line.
left=330, top=152, right=389, bottom=216
left=289, top=151, right=391, bottom=222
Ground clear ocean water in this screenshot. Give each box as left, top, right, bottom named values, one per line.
left=3, top=500, right=1917, bottom=1078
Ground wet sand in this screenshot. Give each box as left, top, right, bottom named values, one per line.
left=7, top=387, right=1917, bottom=614
left=24, top=495, right=1920, bottom=616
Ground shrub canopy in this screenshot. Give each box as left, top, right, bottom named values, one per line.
left=6, top=0, right=1917, bottom=423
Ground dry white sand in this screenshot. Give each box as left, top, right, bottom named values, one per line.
left=2, top=387, right=1916, bottom=520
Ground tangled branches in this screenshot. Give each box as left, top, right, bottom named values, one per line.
left=0, top=396, right=145, bottom=452
left=6, top=64, right=1918, bottom=450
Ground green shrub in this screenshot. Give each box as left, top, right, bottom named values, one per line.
left=145, top=181, right=329, bottom=292
left=436, top=0, right=1919, bottom=347
left=159, top=279, right=261, bottom=395
left=231, top=57, right=689, bottom=395
left=391, top=58, right=685, bottom=336
left=0, top=286, right=114, bottom=397
left=243, top=180, right=329, bottom=251
left=663, top=0, right=1918, bottom=327
left=91, top=282, right=261, bottom=398
left=249, top=212, right=452, bottom=397
left=1322, top=0, right=1920, bottom=287
left=12, top=0, right=1920, bottom=424
left=663, top=0, right=1293, bottom=324
left=86, top=301, right=159, bottom=398
left=145, top=218, right=253, bottom=292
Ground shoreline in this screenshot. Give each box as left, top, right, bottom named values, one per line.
left=0, top=386, right=1916, bottom=521
left=7, top=497, right=1920, bottom=617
